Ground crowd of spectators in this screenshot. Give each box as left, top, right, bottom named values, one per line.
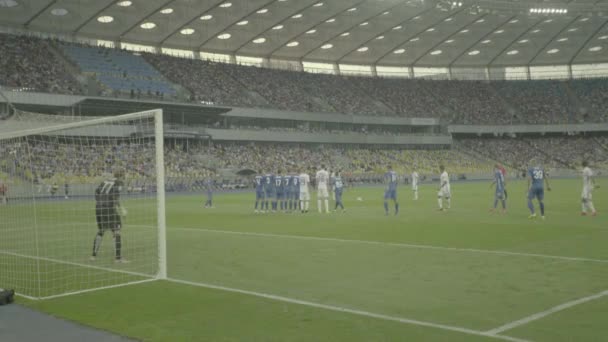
left=4, top=34, right=608, bottom=126
left=456, top=135, right=608, bottom=170
left=0, top=34, right=80, bottom=94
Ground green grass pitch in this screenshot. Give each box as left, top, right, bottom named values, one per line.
left=6, top=178, right=608, bottom=341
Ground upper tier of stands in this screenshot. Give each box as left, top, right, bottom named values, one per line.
left=1, top=35, right=607, bottom=125
left=0, top=34, right=80, bottom=94
left=60, top=43, right=177, bottom=97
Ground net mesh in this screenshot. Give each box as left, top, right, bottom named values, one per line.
left=0, top=109, right=162, bottom=299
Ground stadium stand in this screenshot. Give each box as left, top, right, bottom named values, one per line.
left=2, top=34, right=608, bottom=126
left=60, top=43, right=177, bottom=97
left=0, top=34, right=80, bottom=94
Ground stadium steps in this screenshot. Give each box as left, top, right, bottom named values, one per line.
left=561, top=81, right=584, bottom=123
left=44, top=42, right=87, bottom=94
left=487, top=83, right=519, bottom=123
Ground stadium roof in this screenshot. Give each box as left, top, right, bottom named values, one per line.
left=2, top=0, right=608, bottom=67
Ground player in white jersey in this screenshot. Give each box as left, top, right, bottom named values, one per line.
left=315, top=165, right=330, bottom=213
left=299, top=171, right=311, bottom=213
left=581, top=161, right=598, bottom=216
left=411, top=171, right=419, bottom=200
left=437, top=165, right=451, bottom=211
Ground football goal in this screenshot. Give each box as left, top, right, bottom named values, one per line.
left=0, top=106, right=166, bottom=300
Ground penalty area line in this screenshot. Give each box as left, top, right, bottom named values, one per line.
left=486, top=288, right=608, bottom=335
left=166, top=277, right=529, bottom=342
left=162, top=225, right=608, bottom=265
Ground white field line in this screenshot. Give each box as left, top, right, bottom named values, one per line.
left=167, top=277, right=529, bottom=342
left=486, top=289, right=608, bottom=335
left=155, top=225, right=608, bottom=265
left=40, top=278, right=158, bottom=300
left=0, top=249, right=156, bottom=299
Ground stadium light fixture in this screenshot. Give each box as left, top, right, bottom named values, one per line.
left=97, top=15, right=114, bottom=23
left=360, top=22, right=369, bottom=26
left=218, top=33, right=231, bottom=39
left=313, top=2, right=324, bottom=7
left=306, top=29, right=316, bottom=34
left=321, top=43, right=333, bottom=49
left=286, top=41, right=299, bottom=47
left=116, top=1, right=132, bottom=7
left=326, top=18, right=336, bottom=23
left=507, top=49, right=518, bottom=55
left=272, top=25, right=284, bottom=30
left=51, top=8, right=68, bottom=16
left=140, top=22, right=156, bottom=29
left=481, top=39, right=491, bottom=44
left=357, top=47, right=369, bottom=52
left=160, top=8, right=173, bottom=14
left=236, top=20, right=248, bottom=26
left=340, top=32, right=350, bottom=37
left=256, top=8, right=268, bottom=14
left=430, top=50, right=442, bottom=55
left=253, top=37, right=266, bottom=44
left=292, top=13, right=303, bottom=19
left=200, top=14, right=213, bottom=20
left=376, top=35, right=384, bottom=40
left=219, top=2, right=232, bottom=8
left=180, top=28, right=195, bottom=35
left=393, top=48, right=405, bottom=54
left=589, top=46, right=603, bottom=52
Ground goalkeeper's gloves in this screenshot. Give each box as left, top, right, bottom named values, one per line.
left=117, top=205, right=128, bottom=217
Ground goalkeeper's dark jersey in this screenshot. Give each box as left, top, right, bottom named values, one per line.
left=95, top=179, right=122, bottom=210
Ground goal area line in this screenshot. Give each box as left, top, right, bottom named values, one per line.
left=0, top=249, right=158, bottom=300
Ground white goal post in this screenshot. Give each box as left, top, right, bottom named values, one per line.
left=0, top=108, right=166, bottom=300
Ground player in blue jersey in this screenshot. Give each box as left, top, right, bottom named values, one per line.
left=527, top=163, right=551, bottom=219
left=275, top=171, right=286, bottom=212
left=291, top=171, right=300, bottom=212
left=203, top=177, right=214, bottom=208
left=283, top=174, right=292, bottom=212
left=332, top=170, right=345, bottom=212
left=490, top=164, right=506, bottom=213
left=264, top=172, right=276, bottom=212
left=254, top=174, right=265, bottom=213
left=384, top=165, right=399, bottom=216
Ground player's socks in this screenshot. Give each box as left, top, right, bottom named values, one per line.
left=447, top=198, right=451, bottom=209
left=318, top=200, right=322, bottom=213
left=539, top=202, right=545, bottom=216
left=501, top=200, right=506, bottom=209
left=493, top=199, right=498, bottom=209
left=527, top=199, right=535, bottom=214
left=92, top=231, right=103, bottom=257
left=255, top=201, right=259, bottom=210
left=114, top=234, right=122, bottom=260
left=324, top=199, right=329, bottom=213
left=395, top=203, right=399, bottom=215
left=588, top=201, right=596, bottom=214
left=437, top=198, right=443, bottom=210
left=383, top=201, right=389, bottom=214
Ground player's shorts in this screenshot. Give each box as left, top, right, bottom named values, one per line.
left=265, top=189, right=276, bottom=199
left=581, top=187, right=593, bottom=200
left=495, top=189, right=505, bottom=200
left=276, top=191, right=284, bottom=200
left=335, top=189, right=343, bottom=200
left=293, top=190, right=300, bottom=200
left=412, top=184, right=418, bottom=191
left=284, top=190, right=291, bottom=200
left=300, top=191, right=310, bottom=201
left=317, top=186, right=329, bottom=198
left=256, top=190, right=265, bottom=200
left=96, top=207, right=121, bottom=232
left=528, top=187, right=544, bottom=201
left=437, top=187, right=451, bottom=198
left=384, top=189, right=397, bottom=200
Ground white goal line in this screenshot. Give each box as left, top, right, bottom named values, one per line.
left=167, top=277, right=529, bottom=342
left=0, top=249, right=157, bottom=300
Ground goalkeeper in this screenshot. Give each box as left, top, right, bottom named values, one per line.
left=91, top=170, right=128, bottom=263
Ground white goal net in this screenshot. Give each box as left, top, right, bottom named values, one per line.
left=0, top=109, right=166, bottom=299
